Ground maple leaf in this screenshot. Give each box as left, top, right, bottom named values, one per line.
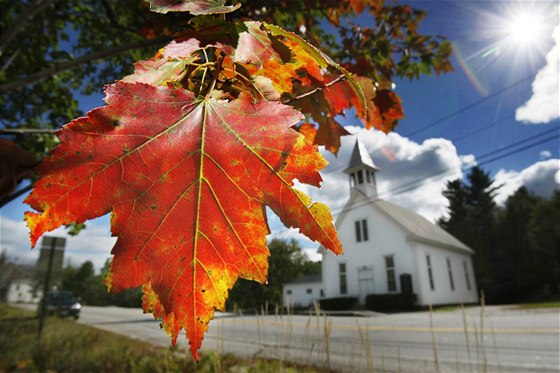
left=145, top=0, right=241, bottom=15
left=25, top=82, right=341, bottom=360
left=264, top=23, right=367, bottom=112
left=324, top=74, right=404, bottom=135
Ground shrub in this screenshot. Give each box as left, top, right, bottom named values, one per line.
left=365, top=293, right=417, bottom=312
left=318, top=297, right=358, bottom=311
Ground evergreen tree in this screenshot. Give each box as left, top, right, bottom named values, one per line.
left=527, top=191, right=560, bottom=300
left=495, top=187, right=540, bottom=303
left=440, top=166, right=500, bottom=302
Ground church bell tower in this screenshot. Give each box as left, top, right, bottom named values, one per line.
left=344, top=139, right=378, bottom=198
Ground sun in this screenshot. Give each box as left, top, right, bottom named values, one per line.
left=504, top=12, right=544, bottom=45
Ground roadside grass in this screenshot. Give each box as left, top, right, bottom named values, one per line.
left=0, top=303, right=331, bottom=373
left=432, top=300, right=560, bottom=313
left=506, top=301, right=560, bottom=310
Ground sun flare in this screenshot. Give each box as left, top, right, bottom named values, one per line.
left=505, top=12, right=544, bottom=45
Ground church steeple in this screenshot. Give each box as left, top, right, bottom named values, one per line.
left=344, top=139, right=378, bottom=198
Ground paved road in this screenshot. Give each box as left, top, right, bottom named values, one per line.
left=15, top=303, right=560, bottom=372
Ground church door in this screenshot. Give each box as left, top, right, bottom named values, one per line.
left=357, top=265, right=375, bottom=304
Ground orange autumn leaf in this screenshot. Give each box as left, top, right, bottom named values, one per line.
left=146, top=0, right=240, bottom=15
left=324, top=75, right=404, bottom=134
left=25, top=81, right=341, bottom=360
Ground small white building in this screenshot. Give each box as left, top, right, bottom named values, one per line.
left=282, top=274, right=323, bottom=309
left=7, top=279, right=41, bottom=303
left=285, top=140, right=478, bottom=309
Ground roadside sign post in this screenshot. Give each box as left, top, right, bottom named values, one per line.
left=37, top=236, right=66, bottom=340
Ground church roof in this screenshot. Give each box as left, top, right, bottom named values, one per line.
left=344, top=139, right=378, bottom=173
left=372, top=198, right=473, bottom=254
left=326, top=189, right=474, bottom=255
left=285, top=274, right=322, bottom=285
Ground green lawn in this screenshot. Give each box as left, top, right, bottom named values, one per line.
left=0, top=303, right=329, bottom=373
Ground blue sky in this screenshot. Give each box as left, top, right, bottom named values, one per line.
left=1, top=0, right=559, bottom=269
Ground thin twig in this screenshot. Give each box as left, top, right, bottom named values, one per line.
left=0, top=128, right=56, bottom=135
left=0, top=184, right=34, bottom=208
left=100, top=0, right=138, bottom=34
left=281, top=74, right=346, bottom=104
left=1, top=49, right=21, bottom=72
left=0, top=36, right=173, bottom=93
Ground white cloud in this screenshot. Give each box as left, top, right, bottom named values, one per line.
left=1, top=215, right=115, bottom=272
left=540, top=150, right=552, bottom=160
left=515, top=24, right=560, bottom=124
left=295, top=126, right=469, bottom=223
left=493, top=159, right=560, bottom=205
left=302, top=247, right=322, bottom=262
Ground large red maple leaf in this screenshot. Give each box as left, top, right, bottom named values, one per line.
left=25, top=81, right=342, bottom=359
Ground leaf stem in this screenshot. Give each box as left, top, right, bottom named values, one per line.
left=282, top=74, right=346, bottom=104
left=205, top=52, right=225, bottom=98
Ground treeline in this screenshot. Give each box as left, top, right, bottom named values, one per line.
left=62, top=260, right=141, bottom=307
left=439, top=166, right=559, bottom=304
left=226, top=239, right=320, bottom=312
left=61, top=239, right=319, bottom=310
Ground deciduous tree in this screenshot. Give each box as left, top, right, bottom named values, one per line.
left=227, top=239, right=319, bottom=311
left=4, top=0, right=454, bottom=359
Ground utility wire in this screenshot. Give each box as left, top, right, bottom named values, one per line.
left=401, top=75, right=534, bottom=138
left=268, top=130, right=559, bottom=236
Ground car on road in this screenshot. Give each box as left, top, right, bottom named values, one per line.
left=44, top=291, right=81, bottom=319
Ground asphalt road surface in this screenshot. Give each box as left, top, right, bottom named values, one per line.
left=16, top=303, right=560, bottom=372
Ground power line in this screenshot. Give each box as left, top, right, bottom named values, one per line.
left=349, top=115, right=520, bottom=178
left=401, top=75, right=534, bottom=138
left=379, top=134, right=558, bottom=200
left=268, top=130, right=559, bottom=236
left=319, top=112, right=518, bottom=178
left=307, top=74, right=538, bottom=178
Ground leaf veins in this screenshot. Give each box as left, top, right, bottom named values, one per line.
left=25, top=81, right=341, bottom=360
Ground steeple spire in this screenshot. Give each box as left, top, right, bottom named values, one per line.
left=344, top=139, right=378, bottom=198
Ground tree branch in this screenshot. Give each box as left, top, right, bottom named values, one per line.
left=0, top=0, right=62, bottom=57
left=0, top=128, right=56, bottom=135
left=0, top=184, right=34, bottom=208
left=100, top=0, right=139, bottom=34
left=0, top=36, right=173, bottom=93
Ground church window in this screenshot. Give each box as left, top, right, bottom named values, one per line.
left=446, top=258, right=455, bottom=291
left=357, top=170, right=364, bottom=184
left=463, top=261, right=472, bottom=291
left=385, top=255, right=397, bottom=292
left=426, top=255, right=435, bottom=290
left=339, top=262, right=347, bottom=294
left=355, top=219, right=369, bottom=242
left=366, top=170, right=371, bottom=183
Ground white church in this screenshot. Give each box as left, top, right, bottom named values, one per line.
left=283, top=140, right=479, bottom=309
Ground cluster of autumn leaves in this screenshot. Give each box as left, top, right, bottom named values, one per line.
left=24, top=0, right=404, bottom=360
